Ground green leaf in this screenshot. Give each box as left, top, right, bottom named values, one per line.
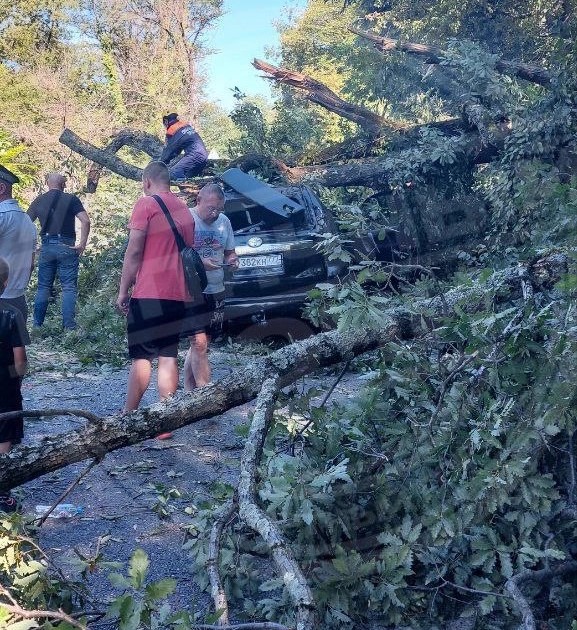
left=498, top=552, right=513, bottom=578
left=310, top=459, right=352, bottom=490
left=109, top=572, right=132, bottom=589
left=259, top=578, right=284, bottom=592
left=300, top=498, right=314, bottom=526
left=118, top=597, right=143, bottom=630
left=479, top=594, right=496, bottom=615
left=128, top=548, right=149, bottom=589
left=145, top=578, right=177, bottom=602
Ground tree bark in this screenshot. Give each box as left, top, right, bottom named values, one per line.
left=282, top=130, right=504, bottom=187
left=59, top=129, right=145, bottom=182
left=85, top=129, right=163, bottom=191
left=237, top=378, right=317, bottom=629
left=0, top=252, right=567, bottom=492
left=504, top=561, right=577, bottom=630
left=252, top=58, right=403, bottom=135
left=350, top=27, right=552, bottom=88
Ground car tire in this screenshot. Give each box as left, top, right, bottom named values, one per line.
left=237, top=317, right=315, bottom=346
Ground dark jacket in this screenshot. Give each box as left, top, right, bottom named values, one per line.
left=160, top=121, right=208, bottom=165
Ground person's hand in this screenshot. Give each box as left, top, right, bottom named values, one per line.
left=203, top=257, right=221, bottom=271
left=225, top=253, right=239, bottom=269
left=116, top=292, right=130, bottom=316
left=71, top=244, right=87, bottom=255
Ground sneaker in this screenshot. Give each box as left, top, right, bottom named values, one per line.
left=0, top=493, right=18, bottom=514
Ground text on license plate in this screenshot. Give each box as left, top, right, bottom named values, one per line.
left=238, top=254, right=283, bottom=268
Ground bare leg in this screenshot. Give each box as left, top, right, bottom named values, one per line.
left=157, top=356, right=179, bottom=400
left=125, top=358, right=152, bottom=411
left=184, top=332, right=210, bottom=391
left=183, top=350, right=197, bottom=391
left=0, top=442, right=11, bottom=454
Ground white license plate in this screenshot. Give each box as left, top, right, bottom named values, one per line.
left=238, top=254, right=283, bottom=268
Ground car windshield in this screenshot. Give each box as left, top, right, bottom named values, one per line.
left=225, top=196, right=302, bottom=235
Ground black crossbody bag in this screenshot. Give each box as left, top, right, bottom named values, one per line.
left=152, top=195, right=207, bottom=302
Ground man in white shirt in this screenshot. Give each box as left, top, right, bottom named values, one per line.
left=0, top=166, right=37, bottom=327
left=182, top=183, right=238, bottom=390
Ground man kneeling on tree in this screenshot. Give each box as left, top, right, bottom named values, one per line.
left=160, top=113, right=208, bottom=181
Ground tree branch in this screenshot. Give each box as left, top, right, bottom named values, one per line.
left=59, top=128, right=144, bottom=182
left=0, top=253, right=567, bottom=493
left=207, top=498, right=238, bottom=624
left=0, top=585, right=85, bottom=629
left=504, top=561, right=577, bottom=630
left=252, top=58, right=404, bottom=135
left=85, top=128, right=163, bottom=191
left=350, top=27, right=552, bottom=87
left=237, top=378, right=316, bottom=629
left=0, top=408, right=103, bottom=423
left=36, top=458, right=99, bottom=526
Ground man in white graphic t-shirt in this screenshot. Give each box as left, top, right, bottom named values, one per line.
left=182, top=183, right=238, bottom=390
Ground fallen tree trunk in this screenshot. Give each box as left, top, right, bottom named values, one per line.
left=59, top=126, right=500, bottom=189
left=252, top=58, right=402, bottom=135
left=59, top=129, right=144, bottom=182
left=85, top=129, right=163, bottom=191
left=283, top=130, right=504, bottom=187
left=0, top=252, right=567, bottom=492
left=350, top=27, right=552, bottom=88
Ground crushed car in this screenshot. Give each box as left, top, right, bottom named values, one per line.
left=213, top=168, right=487, bottom=343
left=216, top=168, right=341, bottom=343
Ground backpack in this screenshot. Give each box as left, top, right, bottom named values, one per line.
left=152, top=195, right=207, bottom=301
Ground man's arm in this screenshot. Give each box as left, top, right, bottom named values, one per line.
left=26, top=198, right=38, bottom=222
left=12, top=346, right=27, bottom=378
left=73, top=210, right=91, bottom=254
left=160, top=134, right=179, bottom=164
left=116, top=229, right=146, bottom=315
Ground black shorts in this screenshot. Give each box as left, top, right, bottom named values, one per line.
left=0, top=389, right=23, bottom=445
left=181, top=292, right=225, bottom=339
left=127, top=298, right=186, bottom=360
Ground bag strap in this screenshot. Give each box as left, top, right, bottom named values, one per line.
left=41, top=190, right=62, bottom=236
left=152, top=194, right=186, bottom=252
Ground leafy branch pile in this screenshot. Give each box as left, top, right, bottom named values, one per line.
left=187, top=278, right=577, bottom=628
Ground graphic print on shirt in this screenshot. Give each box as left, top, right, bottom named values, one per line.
left=195, top=230, right=226, bottom=260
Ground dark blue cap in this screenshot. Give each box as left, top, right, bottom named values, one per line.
left=162, top=113, right=179, bottom=126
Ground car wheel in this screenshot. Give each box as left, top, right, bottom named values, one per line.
left=237, top=317, right=315, bottom=346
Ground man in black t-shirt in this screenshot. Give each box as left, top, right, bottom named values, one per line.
left=28, top=173, right=91, bottom=329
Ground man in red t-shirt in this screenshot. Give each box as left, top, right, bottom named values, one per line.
left=116, top=161, right=195, bottom=411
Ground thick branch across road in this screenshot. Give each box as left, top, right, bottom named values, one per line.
left=0, top=253, right=567, bottom=492
left=0, top=328, right=392, bottom=491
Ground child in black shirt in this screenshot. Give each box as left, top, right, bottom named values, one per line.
left=0, top=257, right=28, bottom=513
